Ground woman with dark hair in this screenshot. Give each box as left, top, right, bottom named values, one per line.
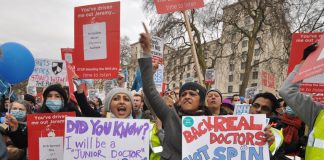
left=138, top=28, right=212, bottom=159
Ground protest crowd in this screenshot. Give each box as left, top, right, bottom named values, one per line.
left=1, top=1, right=324, bottom=160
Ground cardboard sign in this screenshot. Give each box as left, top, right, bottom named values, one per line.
left=182, top=115, right=269, bottom=160
left=154, top=0, right=204, bottom=14
left=233, top=104, right=251, bottom=115
left=64, top=117, right=150, bottom=160
left=153, top=64, right=164, bottom=93
left=74, top=2, right=120, bottom=79
left=151, top=36, right=164, bottom=64
left=28, top=58, right=67, bottom=87
left=61, top=48, right=75, bottom=64
left=293, top=35, right=324, bottom=82
left=27, top=112, right=76, bottom=160
left=288, top=33, right=324, bottom=93
left=205, top=69, right=215, bottom=83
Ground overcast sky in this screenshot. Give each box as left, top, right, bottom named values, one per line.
left=0, top=0, right=148, bottom=59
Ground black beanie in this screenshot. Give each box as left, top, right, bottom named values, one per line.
left=24, top=94, right=36, bottom=105
left=43, top=84, right=68, bottom=104
left=179, top=82, right=206, bottom=105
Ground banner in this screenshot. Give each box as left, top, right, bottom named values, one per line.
left=233, top=104, right=250, bottom=115
left=288, top=33, right=324, bottom=93
left=151, top=36, right=164, bottom=64
left=61, top=48, right=75, bottom=65
left=74, top=2, right=120, bottom=79
left=205, top=69, right=215, bottom=84
left=153, top=64, right=164, bottom=93
left=154, top=0, right=204, bottom=14
left=182, top=115, right=269, bottom=160
left=28, top=58, right=67, bottom=87
left=64, top=117, right=150, bottom=160
left=27, top=112, right=76, bottom=160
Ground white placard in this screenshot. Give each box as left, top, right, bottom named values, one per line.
left=39, top=136, right=64, bottom=160
left=233, top=104, right=251, bottom=115
left=83, top=22, right=107, bottom=60
left=64, top=117, right=150, bottom=160
left=28, top=59, right=67, bottom=87
left=182, top=115, right=269, bottom=160
left=153, top=64, right=164, bottom=93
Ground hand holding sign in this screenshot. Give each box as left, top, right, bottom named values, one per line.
left=302, top=43, right=318, bottom=60
left=139, top=23, right=151, bottom=54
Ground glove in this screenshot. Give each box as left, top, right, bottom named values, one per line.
left=302, top=43, right=318, bottom=60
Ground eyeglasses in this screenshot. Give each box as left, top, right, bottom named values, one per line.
left=251, top=103, right=272, bottom=113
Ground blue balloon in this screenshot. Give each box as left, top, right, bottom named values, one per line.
left=0, top=42, right=35, bottom=84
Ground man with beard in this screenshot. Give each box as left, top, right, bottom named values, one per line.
left=133, top=93, right=144, bottom=119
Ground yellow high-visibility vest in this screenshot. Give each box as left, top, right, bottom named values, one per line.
left=306, top=109, right=324, bottom=160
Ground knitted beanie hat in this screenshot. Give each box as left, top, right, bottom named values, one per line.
left=207, top=88, right=223, bottom=101
left=43, top=84, right=68, bottom=104
left=179, top=82, right=206, bottom=105
left=104, top=88, right=134, bottom=113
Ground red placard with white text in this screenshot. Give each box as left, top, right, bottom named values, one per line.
left=74, top=2, right=120, bottom=79
left=288, top=33, right=324, bottom=93
left=61, top=48, right=74, bottom=65
left=27, top=112, right=75, bottom=160
left=293, top=35, right=324, bottom=82
left=154, top=0, right=204, bottom=14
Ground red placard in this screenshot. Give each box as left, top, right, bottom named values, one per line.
left=74, top=2, right=120, bottom=79
left=288, top=33, right=324, bottom=93
left=27, top=112, right=75, bottom=160
left=293, top=35, right=324, bottom=82
left=154, top=0, right=204, bottom=14
left=61, top=48, right=74, bottom=65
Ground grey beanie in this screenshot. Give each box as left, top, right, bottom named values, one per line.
left=104, top=88, right=134, bottom=113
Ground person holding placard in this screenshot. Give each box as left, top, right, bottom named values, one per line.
left=4, top=100, right=32, bottom=159
left=139, top=25, right=278, bottom=160
left=139, top=24, right=214, bottom=159
left=250, top=92, right=286, bottom=159
left=279, top=43, right=324, bottom=160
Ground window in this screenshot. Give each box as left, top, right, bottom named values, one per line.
left=240, top=73, right=245, bottom=81
left=180, top=74, right=183, bottom=80
left=173, top=67, right=176, bottom=74
left=187, top=56, right=191, bottom=63
left=228, top=86, right=233, bottom=93
left=241, top=62, right=246, bottom=70
left=242, top=40, right=248, bottom=48
left=251, top=83, right=257, bottom=87
left=253, top=60, right=259, bottom=68
left=239, top=85, right=242, bottom=91
left=173, top=59, right=176, bottom=65
left=229, top=64, right=235, bottom=71
left=187, top=73, right=190, bottom=78
left=254, top=48, right=261, bottom=56
left=252, top=71, right=258, bottom=79
left=242, top=51, right=247, bottom=61
left=229, top=75, right=233, bottom=82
